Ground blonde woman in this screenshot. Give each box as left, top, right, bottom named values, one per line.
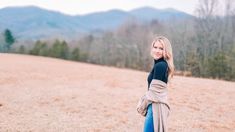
left=137, top=36, right=174, bottom=132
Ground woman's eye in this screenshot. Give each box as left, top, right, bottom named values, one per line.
left=153, top=47, right=163, bottom=50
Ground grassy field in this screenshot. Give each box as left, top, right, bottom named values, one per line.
left=0, top=53, right=234, bottom=132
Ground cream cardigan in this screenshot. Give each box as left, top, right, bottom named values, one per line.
left=137, top=79, right=170, bottom=132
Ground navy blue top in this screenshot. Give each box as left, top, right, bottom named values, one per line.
left=147, top=57, right=168, bottom=89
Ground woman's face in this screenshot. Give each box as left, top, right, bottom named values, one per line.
left=151, top=40, right=164, bottom=60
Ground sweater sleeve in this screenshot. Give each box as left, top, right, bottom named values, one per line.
left=153, top=62, right=167, bottom=82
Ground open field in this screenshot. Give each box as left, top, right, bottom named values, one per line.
left=0, top=53, right=234, bottom=132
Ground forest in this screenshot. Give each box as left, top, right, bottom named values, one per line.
left=1, top=0, right=234, bottom=81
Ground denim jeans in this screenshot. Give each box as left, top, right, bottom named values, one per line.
left=143, top=104, right=154, bottom=132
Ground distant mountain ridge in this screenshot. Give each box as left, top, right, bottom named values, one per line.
left=0, top=6, right=193, bottom=40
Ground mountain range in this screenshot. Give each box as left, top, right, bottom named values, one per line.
left=0, top=6, right=193, bottom=40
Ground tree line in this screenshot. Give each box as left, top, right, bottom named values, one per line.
left=18, top=39, right=88, bottom=62
left=0, top=0, right=234, bottom=81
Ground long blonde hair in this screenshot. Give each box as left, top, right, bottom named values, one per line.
left=151, top=36, right=175, bottom=80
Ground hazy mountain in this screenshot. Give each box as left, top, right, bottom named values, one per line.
left=0, top=6, right=85, bottom=40
left=130, top=7, right=192, bottom=21
left=77, top=9, right=136, bottom=30
left=0, top=6, right=193, bottom=40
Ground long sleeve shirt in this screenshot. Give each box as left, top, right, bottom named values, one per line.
left=147, top=57, right=168, bottom=89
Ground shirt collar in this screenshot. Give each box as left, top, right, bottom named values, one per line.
left=154, top=57, right=164, bottom=64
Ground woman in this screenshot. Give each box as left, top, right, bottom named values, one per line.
left=137, top=36, right=174, bottom=132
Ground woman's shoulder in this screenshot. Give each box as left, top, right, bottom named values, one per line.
left=154, top=60, right=168, bottom=69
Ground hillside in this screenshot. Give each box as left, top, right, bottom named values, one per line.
left=0, top=6, right=192, bottom=40
left=0, top=53, right=234, bottom=131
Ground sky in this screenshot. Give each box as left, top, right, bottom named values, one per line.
left=0, top=0, right=199, bottom=15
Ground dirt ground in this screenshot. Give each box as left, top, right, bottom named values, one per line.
left=0, top=53, right=234, bottom=132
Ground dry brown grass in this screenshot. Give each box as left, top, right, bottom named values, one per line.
left=0, top=53, right=234, bottom=132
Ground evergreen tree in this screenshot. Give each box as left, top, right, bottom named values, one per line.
left=50, top=39, right=69, bottom=59
left=3, top=29, right=15, bottom=52
left=50, top=39, right=61, bottom=58
left=207, top=52, right=230, bottom=79
left=71, top=47, right=80, bottom=61
left=61, top=41, right=69, bottom=59
left=30, top=40, right=42, bottom=55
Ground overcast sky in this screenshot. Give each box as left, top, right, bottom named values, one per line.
left=0, top=0, right=199, bottom=15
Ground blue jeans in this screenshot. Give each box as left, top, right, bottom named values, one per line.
left=143, top=104, right=154, bottom=132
